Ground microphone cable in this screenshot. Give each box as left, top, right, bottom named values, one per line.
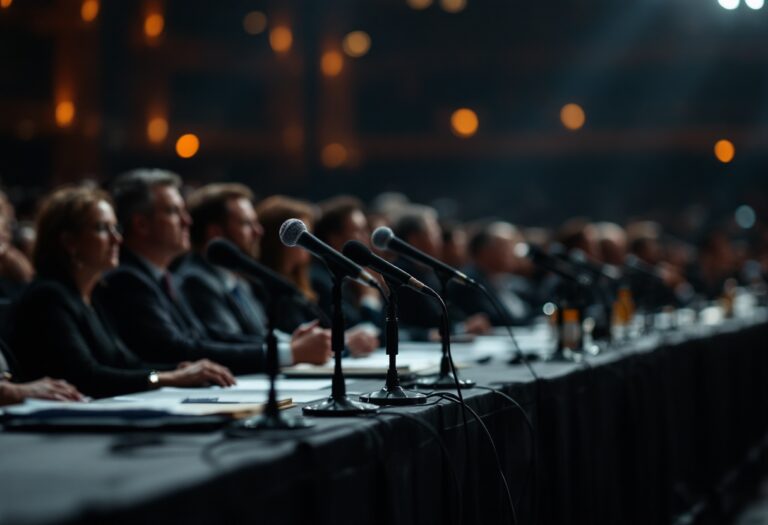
left=474, top=385, right=537, bottom=522
left=429, top=391, right=518, bottom=525
left=373, top=409, right=464, bottom=525
left=474, top=282, right=539, bottom=382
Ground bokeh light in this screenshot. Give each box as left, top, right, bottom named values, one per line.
left=450, top=108, right=479, bottom=138
left=144, top=13, right=164, bottom=38
left=735, top=205, right=756, bottom=229
left=322, top=143, right=348, bottom=168
left=321, top=51, right=344, bottom=77
left=147, top=117, right=168, bottom=144
left=55, top=101, right=75, bottom=127
left=81, top=0, right=99, bottom=22
left=343, top=31, right=371, bottom=58
left=175, top=134, right=200, bottom=158
left=560, top=103, right=586, bottom=131
left=243, top=11, right=267, bottom=35
left=714, top=139, right=735, bottom=163
left=269, top=26, right=293, bottom=53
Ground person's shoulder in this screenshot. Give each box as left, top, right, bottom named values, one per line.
left=176, top=255, right=224, bottom=292
left=98, top=264, right=158, bottom=300
left=16, top=279, right=79, bottom=314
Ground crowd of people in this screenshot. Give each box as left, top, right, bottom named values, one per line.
left=0, top=169, right=765, bottom=405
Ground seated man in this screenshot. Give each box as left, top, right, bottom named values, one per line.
left=177, top=183, right=330, bottom=365
left=390, top=206, right=491, bottom=339
left=94, top=170, right=272, bottom=374
left=312, top=196, right=381, bottom=355
left=451, top=222, right=536, bottom=326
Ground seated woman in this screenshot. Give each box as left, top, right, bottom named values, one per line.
left=5, top=186, right=235, bottom=398
left=256, top=196, right=378, bottom=356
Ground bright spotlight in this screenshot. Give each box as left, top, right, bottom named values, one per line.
left=745, top=0, right=764, bottom=8
left=717, top=0, right=740, bottom=9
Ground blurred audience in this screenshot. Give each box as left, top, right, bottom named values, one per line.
left=178, top=183, right=331, bottom=365
left=94, top=170, right=267, bottom=375
left=6, top=185, right=234, bottom=398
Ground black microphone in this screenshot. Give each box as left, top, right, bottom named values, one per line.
left=371, top=226, right=476, bottom=286
left=624, top=254, right=665, bottom=282
left=206, top=238, right=300, bottom=297
left=514, top=242, right=593, bottom=287
left=279, top=219, right=379, bottom=288
left=342, top=240, right=439, bottom=298
left=563, top=248, right=621, bottom=282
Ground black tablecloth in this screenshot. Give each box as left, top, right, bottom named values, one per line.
left=1, top=316, right=766, bottom=525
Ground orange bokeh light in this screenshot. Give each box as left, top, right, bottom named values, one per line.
left=175, top=134, right=200, bottom=158
left=450, top=108, right=479, bottom=138
left=560, top=103, right=586, bottom=131
left=714, top=139, right=735, bottom=163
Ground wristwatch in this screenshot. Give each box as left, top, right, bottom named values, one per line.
left=148, top=370, right=160, bottom=387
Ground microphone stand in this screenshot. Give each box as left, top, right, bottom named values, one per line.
left=360, top=282, right=427, bottom=405
left=239, top=291, right=312, bottom=430
left=303, top=271, right=379, bottom=416
left=412, top=272, right=475, bottom=389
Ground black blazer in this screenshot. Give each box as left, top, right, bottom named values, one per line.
left=5, top=278, right=158, bottom=398
left=175, top=253, right=267, bottom=342
left=446, top=266, right=535, bottom=326
left=94, top=249, right=265, bottom=375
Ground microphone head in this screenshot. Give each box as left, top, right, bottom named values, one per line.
left=279, top=218, right=307, bottom=247
left=342, top=240, right=373, bottom=266
left=206, top=238, right=242, bottom=270
left=371, top=226, right=394, bottom=250
left=514, top=242, right=531, bottom=259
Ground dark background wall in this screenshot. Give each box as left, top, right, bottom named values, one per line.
left=0, top=0, right=765, bottom=226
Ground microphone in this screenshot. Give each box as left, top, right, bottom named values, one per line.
left=371, top=226, right=476, bottom=286
left=563, top=248, right=621, bottom=282
left=624, top=254, right=665, bottom=282
left=342, top=240, right=438, bottom=298
left=206, top=238, right=300, bottom=297
left=279, top=219, right=379, bottom=288
left=514, top=242, right=592, bottom=287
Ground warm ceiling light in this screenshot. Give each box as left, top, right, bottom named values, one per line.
left=322, top=143, right=348, bottom=168
left=714, top=139, right=735, bottom=163
left=450, top=108, right=479, bottom=138
left=144, top=13, right=164, bottom=38
left=560, top=103, right=586, bottom=131
left=406, top=0, right=433, bottom=9
left=342, top=31, right=371, bottom=58
left=243, top=11, right=267, bottom=35
left=321, top=51, right=344, bottom=77
left=440, top=0, right=467, bottom=13
left=147, top=117, right=168, bottom=144
left=269, top=26, right=293, bottom=53
left=55, top=101, right=76, bottom=128
left=175, top=134, right=200, bottom=158
left=0, top=0, right=12, bottom=8
left=81, top=0, right=99, bottom=22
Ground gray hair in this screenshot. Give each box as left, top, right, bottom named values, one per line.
left=110, top=168, right=181, bottom=236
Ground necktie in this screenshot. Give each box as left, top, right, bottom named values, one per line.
left=161, top=272, right=177, bottom=302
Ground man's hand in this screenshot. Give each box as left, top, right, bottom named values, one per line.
left=290, top=320, right=332, bottom=365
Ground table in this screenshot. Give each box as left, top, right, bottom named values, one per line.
left=1, top=314, right=767, bottom=525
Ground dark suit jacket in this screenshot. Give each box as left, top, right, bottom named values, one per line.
left=175, top=253, right=267, bottom=342
left=5, top=278, right=159, bottom=398
left=447, top=266, right=535, bottom=326
left=94, top=249, right=265, bottom=374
